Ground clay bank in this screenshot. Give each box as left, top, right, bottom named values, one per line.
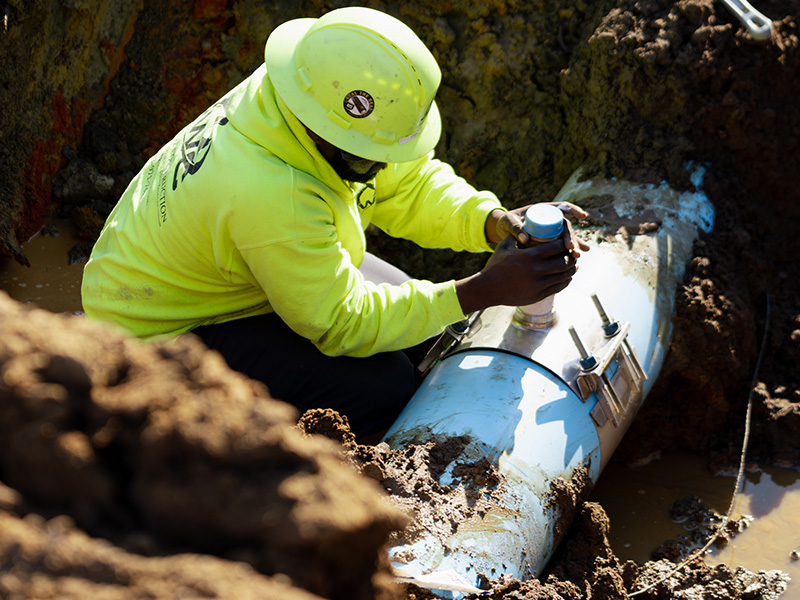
left=1, top=0, right=799, bottom=599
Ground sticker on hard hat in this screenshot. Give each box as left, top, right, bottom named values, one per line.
left=344, top=91, right=374, bottom=118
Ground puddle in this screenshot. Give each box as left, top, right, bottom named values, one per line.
left=590, top=450, right=799, bottom=590
left=710, top=466, right=800, bottom=582
left=0, top=220, right=86, bottom=314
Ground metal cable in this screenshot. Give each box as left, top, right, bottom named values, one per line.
left=628, top=295, right=772, bottom=597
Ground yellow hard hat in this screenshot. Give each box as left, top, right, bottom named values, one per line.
left=265, top=7, right=442, bottom=163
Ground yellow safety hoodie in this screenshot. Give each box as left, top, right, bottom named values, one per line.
left=81, top=65, right=503, bottom=357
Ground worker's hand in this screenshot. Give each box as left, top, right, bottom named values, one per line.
left=455, top=234, right=578, bottom=315
left=486, top=202, right=590, bottom=255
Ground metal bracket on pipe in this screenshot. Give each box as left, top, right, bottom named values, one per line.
left=417, top=311, right=480, bottom=374
left=570, top=320, right=647, bottom=428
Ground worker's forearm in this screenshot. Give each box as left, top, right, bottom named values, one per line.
left=455, top=274, right=490, bottom=316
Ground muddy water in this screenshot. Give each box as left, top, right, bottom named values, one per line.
left=590, top=451, right=800, bottom=591
left=711, top=465, right=800, bottom=584
left=0, top=220, right=86, bottom=314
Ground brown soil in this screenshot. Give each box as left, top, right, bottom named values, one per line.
left=1, top=0, right=799, bottom=598
left=0, top=295, right=413, bottom=600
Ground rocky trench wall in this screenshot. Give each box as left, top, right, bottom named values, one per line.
left=11, top=0, right=794, bottom=258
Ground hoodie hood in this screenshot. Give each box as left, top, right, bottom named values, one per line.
left=224, top=64, right=353, bottom=198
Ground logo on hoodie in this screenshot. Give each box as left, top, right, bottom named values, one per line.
left=172, top=98, right=230, bottom=191
left=356, top=183, right=376, bottom=210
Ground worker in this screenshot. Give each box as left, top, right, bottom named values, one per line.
left=81, top=7, right=589, bottom=437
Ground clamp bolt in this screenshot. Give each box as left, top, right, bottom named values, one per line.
left=569, top=326, right=598, bottom=372
left=592, top=294, right=620, bottom=338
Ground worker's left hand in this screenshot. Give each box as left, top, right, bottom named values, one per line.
left=486, top=202, right=590, bottom=255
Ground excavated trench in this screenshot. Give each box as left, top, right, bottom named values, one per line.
left=1, top=0, right=799, bottom=598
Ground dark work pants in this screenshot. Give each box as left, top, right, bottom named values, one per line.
left=190, top=254, right=416, bottom=437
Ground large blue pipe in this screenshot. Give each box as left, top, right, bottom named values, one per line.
left=383, top=167, right=715, bottom=596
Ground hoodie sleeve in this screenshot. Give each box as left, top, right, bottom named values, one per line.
left=371, top=154, right=505, bottom=252
left=234, top=176, right=467, bottom=358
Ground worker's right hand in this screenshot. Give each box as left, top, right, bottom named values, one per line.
left=486, top=203, right=590, bottom=254
left=455, top=234, right=578, bottom=315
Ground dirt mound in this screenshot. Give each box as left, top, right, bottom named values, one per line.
left=0, top=293, right=405, bottom=600
left=0, top=509, right=324, bottom=600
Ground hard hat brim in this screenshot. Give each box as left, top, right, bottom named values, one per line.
left=264, top=16, right=442, bottom=164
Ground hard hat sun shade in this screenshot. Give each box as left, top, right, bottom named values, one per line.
left=265, top=7, right=442, bottom=163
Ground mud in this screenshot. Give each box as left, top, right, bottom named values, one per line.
left=2, top=0, right=800, bottom=598
left=0, top=510, right=325, bottom=600
left=315, top=415, right=507, bottom=549
left=546, top=466, right=594, bottom=544
left=651, top=494, right=753, bottom=560
left=396, top=502, right=788, bottom=599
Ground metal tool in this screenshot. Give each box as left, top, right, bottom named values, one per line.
left=720, top=0, right=773, bottom=41
left=417, top=312, right=479, bottom=374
